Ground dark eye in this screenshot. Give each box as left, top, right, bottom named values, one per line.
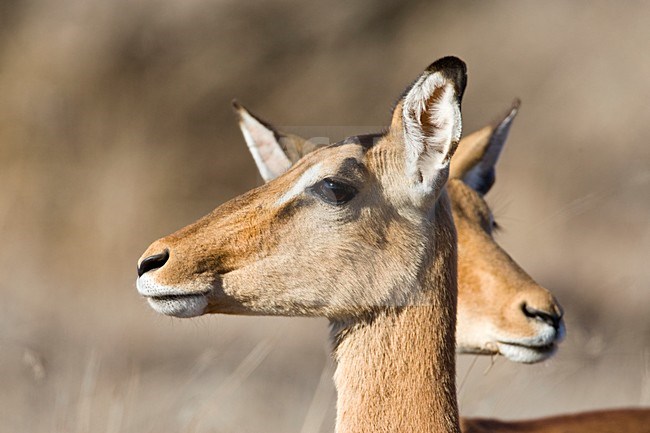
left=309, top=178, right=357, bottom=205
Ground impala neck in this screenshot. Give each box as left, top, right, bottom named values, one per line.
left=331, top=193, right=459, bottom=433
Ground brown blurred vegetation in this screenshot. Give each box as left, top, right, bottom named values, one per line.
left=0, top=0, right=649, bottom=432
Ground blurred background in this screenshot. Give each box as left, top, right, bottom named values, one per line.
left=1, top=0, right=649, bottom=432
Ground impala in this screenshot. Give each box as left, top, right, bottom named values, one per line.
left=233, top=99, right=650, bottom=432
left=233, top=99, right=565, bottom=363
left=138, top=56, right=467, bottom=432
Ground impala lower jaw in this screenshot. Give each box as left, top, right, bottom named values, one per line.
left=492, top=320, right=565, bottom=363
left=146, top=293, right=209, bottom=318
left=136, top=274, right=210, bottom=318
left=496, top=340, right=558, bottom=363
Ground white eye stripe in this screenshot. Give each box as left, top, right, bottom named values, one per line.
left=275, top=163, right=323, bottom=206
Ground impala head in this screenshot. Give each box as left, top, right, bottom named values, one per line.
left=235, top=99, right=564, bottom=363
left=449, top=101, right=564, bottom=362
left=137, top=57, right=466, bottom=320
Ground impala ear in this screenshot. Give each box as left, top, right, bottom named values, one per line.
left=232, top=101, right=325, bottom=182
left=392, top=57, right=467, bottom=199
left=232, top=100, right=292, bottom=182
left=450, top=99, right=520, bottom=195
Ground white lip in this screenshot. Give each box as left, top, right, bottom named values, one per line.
left=495, top=321, right=565, bottom=363
left=137, top=273, right=174, bottom=297
left=145, top=294, right=208, bottom=318
left=496, top=340, right=558, bottom=363
left=136, top=274, right=209, bottom=318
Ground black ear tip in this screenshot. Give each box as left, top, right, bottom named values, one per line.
left=426, top=56, right=467, bottom=97
left=427, top=56, right=467, bottom=73
left=498, top=98, right=521, bottom=125
left=231, top=98, right=244, bottom=114
left=509, top=98, right=522, bottom=117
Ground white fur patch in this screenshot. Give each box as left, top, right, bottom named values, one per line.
left=494, top=320, right=565, bottom=363
left=238, top=110, right=291, bottom=182
left=275, top=163, right=322, bottom=206
left=146, top=295, right=208, bottom=318
left=496, top=341, right=558, bottom=363
left=137, top=273, right=171, bottom=297
left=136, top=274, right=209, bottom=318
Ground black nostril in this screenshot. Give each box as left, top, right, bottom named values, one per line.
left=137, top=250, right=170, bottom=277
left=522, top=303, right=562, bottom=330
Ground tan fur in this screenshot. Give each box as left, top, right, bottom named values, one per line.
left=461, top=408, right=650, bottom=433
left=449, top=179, right=562, bottom=361
left=332, top=192, right=458, bottom=433
left=137, top=58, right=467, bottom=433
left=234, top=101, right=564, bottom=363
left=230, top=101, right=650, bottom=432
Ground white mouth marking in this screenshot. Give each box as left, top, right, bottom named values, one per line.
left=494, top=322, right=565, bottom=363
left=496, top=341, right=558, bottom=363
left=136, top=274, right=209, bottom=318
left=146, top=294, right=208, bottom=318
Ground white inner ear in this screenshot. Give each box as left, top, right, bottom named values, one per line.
left=238, top=110, right=291, bottom=182
left=402, top=72, right=461, bottom=191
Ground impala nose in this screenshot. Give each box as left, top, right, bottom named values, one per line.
left=137, top=250, right=170, bottom=277
left=522, top=302, right=563, bottom=330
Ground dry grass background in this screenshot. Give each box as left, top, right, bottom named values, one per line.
left=1, top=0, right=649, bottom=432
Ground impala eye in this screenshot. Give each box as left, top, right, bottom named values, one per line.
left=309, top=178, right=357, bottom=205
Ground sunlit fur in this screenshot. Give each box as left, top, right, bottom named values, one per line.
left=232, top=101, right=650, bottom=433
left=137, top=57, right=467, bottom=433
left=449, top=179, right=563, bottom=363
left=233, top=100, right=565, bottom=364
left=138, top=141, right=444, bottom=318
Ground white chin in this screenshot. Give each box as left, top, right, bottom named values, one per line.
left=496, top=342, right=557, bottom=364
left=146, top=295, right=208, bottom=318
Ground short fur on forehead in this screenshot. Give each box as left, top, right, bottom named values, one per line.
left=334, top=133, right=385, bottom=149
